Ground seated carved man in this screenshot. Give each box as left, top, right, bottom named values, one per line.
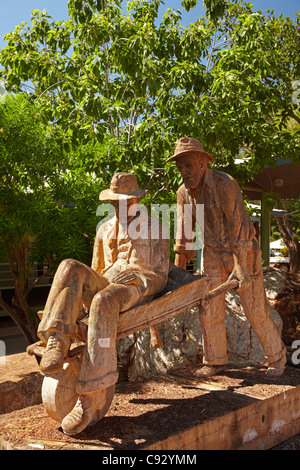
left=36, top=173, right=170, bottom=435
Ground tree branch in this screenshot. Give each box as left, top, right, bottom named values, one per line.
left=279, top=199, right=295, bottom=239
left=0, top=290, right=32, bottom=344
left=287, top=110, right=300, bottom=125
left=25, top=270, right=51, bottom=299
left=205, top=27, right=217, bottom=74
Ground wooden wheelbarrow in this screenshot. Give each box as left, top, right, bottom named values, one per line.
left=27, top=266, right=239, bottom=427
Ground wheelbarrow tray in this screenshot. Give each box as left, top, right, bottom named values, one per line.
left=29, top=272, right=211, bottom=358
left=117, top=274, right=211, bottom=340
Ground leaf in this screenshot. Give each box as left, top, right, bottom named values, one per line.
left=181, top=0, right=198, bottom=12
left=203, top=0, right=227, bottom=23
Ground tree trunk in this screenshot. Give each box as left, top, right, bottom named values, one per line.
left=288, top=239, right=300, bottom=274
left=275, top=199, right=300, bottom=274
left=0, top=291, right=34, bottom=344
left=3, top=241, right=40, bottom=345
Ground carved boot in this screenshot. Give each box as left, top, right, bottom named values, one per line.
left=61, top=390, right=105, bottom=436
left=266, top=354, right=286, bottom=377
left=195, top=365, right=226, bottom=378
left=40, top=332, right=70, bottom=376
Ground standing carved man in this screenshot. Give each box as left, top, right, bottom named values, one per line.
left=167, top=137, right=286, bottom=378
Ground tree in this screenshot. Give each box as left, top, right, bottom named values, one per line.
left=274, top=198, right=300, bottom=274
left=0, top=0, right=299, bottom=266
left=0, top=94, right=109, bottom=344
left=0, top=1, right=298, bottom=172
left=207, top=5, right=300, bottom=173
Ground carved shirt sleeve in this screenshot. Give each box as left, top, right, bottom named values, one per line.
left=92, top=215, right=170, bottom=298
left=174, top=184, right=197, bottom=262
left=91, top=223, right=107, bottom=274
left=221, top=176, right=256, bottom=256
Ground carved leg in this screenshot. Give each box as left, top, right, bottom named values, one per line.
left=38, top=259, right=109, bottom=341
left=197, top=297, right=228, bottom=376
left=77, top=284, right=140, bottom=393
left=61, top=284, right=141, bottom=435
left=38, top=259, right=109, bottom=376
left=239, top=273, right=286, bottom=375
left=201, top=248, right=229, bottom=367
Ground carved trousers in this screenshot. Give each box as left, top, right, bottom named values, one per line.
left=199, top=245, right=286, bottom=366
left=38, top=259, right=141, bottom=393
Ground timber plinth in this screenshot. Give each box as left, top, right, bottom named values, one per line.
left=0, top=361, right=299, bottom=450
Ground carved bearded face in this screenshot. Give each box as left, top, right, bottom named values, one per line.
left=175, top=152, right=208, bottom=190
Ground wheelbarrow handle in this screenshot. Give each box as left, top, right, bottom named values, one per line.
left=206, top=278, right=239, bottom=301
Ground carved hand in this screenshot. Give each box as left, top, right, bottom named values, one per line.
left=228, top=267, right=251, bottom=292
left=111, top=269, right=143, bottom=287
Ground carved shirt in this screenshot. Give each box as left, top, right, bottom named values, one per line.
left=91, top=211, right=170, bottom=298
left=175, top=169, right=256, bottom=261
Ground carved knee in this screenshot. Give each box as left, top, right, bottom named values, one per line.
left=58, top=258, right=81, bottom=272
left=90, top=290, right=120, bottom=320
left=86, top=291, right=118, bottom=343
left=55, top=259, right=85, bottom=284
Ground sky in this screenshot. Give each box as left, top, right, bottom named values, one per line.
left=0, top=0, right=299, bottom=50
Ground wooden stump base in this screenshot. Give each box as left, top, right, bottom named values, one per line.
left=0, top=363, right=299, bottom=450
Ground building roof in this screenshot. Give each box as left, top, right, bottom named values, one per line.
left=243, top=161, right=300, bottom=200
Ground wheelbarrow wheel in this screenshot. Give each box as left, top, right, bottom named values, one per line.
left=41, top=357, right=115, bottom=425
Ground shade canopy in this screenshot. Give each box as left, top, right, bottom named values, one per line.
left=243, top=161, right=300, bottom=200
left=270, top=239, right=286, bottom=250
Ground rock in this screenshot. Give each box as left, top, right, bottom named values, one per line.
left=225, top=288, right=283, bottom=364
left=117, top=268, right=287, bottom=380
left=263, top=267, right=287, bottom=306
left=118, top=308, right=203, bottom=382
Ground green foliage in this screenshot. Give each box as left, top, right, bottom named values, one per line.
left=203, top=0, right=227, bottom=22
left=0, top=1, right=299, bottom=192
left=0, top=94, right=109, bottom=270
left=0, top=94, right=114, bottom=341
left=181, top=0, right=198, bottom=12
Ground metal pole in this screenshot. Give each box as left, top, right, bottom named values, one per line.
left=196, top=249, right=201, bottom=273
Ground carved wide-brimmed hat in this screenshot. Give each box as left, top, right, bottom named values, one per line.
left=99, top=173, right=147, bottom=201
left=166, top=137, right=214, bottom=162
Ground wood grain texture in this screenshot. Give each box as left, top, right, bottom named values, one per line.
left=116, top=276, right=211, bottom=340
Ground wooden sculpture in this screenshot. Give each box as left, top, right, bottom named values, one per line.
left=27, top=170, right=236, bottom=436
left=167, top=137, right=286, bottom=378
left=28, top=265, right=213, bottom=433
left=28, top=173, right=171, bottom=435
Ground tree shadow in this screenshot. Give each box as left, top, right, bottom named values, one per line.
left=53, top=365, right=300, bottom=449
left=67, top=385, right=258, bottom=449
